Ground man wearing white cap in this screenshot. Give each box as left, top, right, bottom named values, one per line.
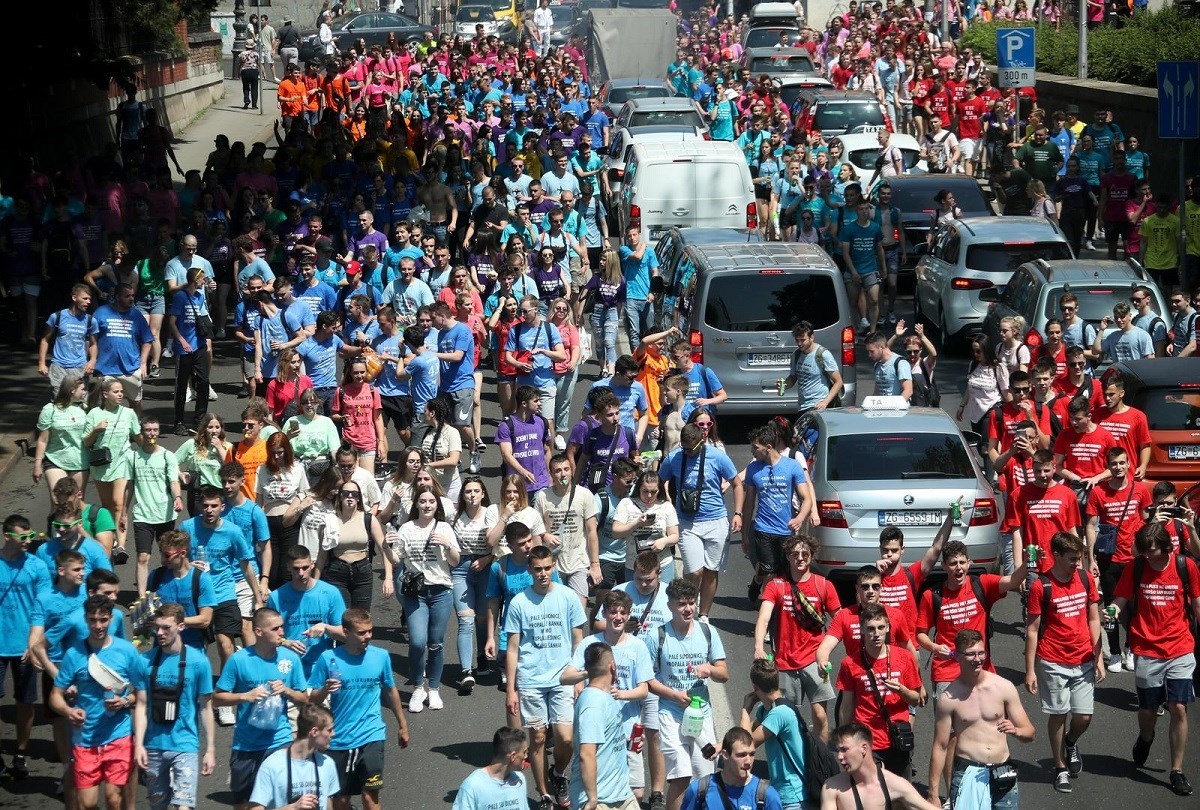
left=707, top=88, right=739, bottom=143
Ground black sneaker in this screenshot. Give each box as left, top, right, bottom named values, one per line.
left=7, top=754, right=27, bottom=780
left=173, top=423, right=191, bottom=437
left=458, top=670, right=475, bottom=695
left=1054, top=769, right=1072, bottom=793
left=1132, top=732, right=1154, bottom=768
left=551, top=771, right=570, bottom=807
left=1170, top=771, right=1194, bottom=796
left=111, top=545, right=129, bottom=566
left=536, top=795, right=553, bottom=810
left=1064, top=739, right=1083, bottom=776
left=649, top=791, right=666, bottom=810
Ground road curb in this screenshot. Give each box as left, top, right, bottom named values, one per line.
left=0, top=431, right=34, bottom=487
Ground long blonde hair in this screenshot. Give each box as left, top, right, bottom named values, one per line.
left=599, top=248, right=622, bottom=285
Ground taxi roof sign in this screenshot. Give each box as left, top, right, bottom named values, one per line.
left=861, top=396, right=910, bottom=411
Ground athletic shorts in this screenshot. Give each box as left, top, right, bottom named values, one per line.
left=211, top=598, right=243, bottom=638
left=678, top=517, right=730, bottom=575
left=1134, top=653, right=1196, bottom=709
left=519, top=684, right=574, bottom=728
left=328, top=741, right=386, bottom=795
left=112, top=373, right=144, bottom=403
left=134, top=521, right=176, bottom=555
left=446, top=387, right=474, bottom=427
left=73, top=735, right=133, bottom=789
left=0, top=655, right=38, bottom=703
left=236, top=577, right=256, bottom=619
left=656, top=709, right=716, bottom=782
left=1035, top=659, right=1095, bottom=715
left=749, top=530, right=789, bottom=575
left=230, top=748, right=276, bottom=803
left=380, top=395, right=415, bottom=431
left=780, top=663, right=835, bottom=706
left=959, top=138, right=979, bottom=160
left=598, top=559, right=627, bottom=590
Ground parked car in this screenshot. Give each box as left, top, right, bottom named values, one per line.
left=792, top=89, right=892, bottom=136
left=297, top=12, right=432, bottom=63
left=867, top=174, right=995, bottom=265
left=1101, top=359, right=1200, bottom=493
left=672, top=242, right=858, bottom=413
left=915, top=216, right=1073, bottom=346
left=799, top=399, right=1000, bottom=593
left=598, top=78, right=672, bottom=120
left=836, top=132, right=927, bottom=179
left=452, top=6, right=519, bottom=42
left=977, top=257, right=1165, bottom=365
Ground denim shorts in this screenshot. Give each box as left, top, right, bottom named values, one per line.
left=518, top=684, right=574, bottom=728
left=144, top=749, right=199, bottom=810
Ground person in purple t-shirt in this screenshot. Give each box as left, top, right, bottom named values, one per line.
left=339, top=210, right=389, bottom=263
left=495, top=385, right=553, bottom=494
left=576, top=390, right=636, bottom=493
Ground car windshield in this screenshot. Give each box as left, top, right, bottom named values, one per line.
left=628, top=109, right=704, bottom=129
left=488, top=0, right=512, bottom=7
left=813, top=102, right=884, bottom=132
left=457, top=7, right=496, bottom=22
left=1135, top=386, right=1200, bottom=431
left=966, top=243, right=1073, bottom=275
left=1043, top=287, right=1143, bottom=322
left=848, top=146, right=921, bottom=173
left=550, top=5, right=574, bottom=23
left=750, top=55, right=815, bottom=74
left=889, top=182, right=990, bottom=216
left=609, top=86, right=670, bottom=106
left=703, top=274, right=839, bottom=332
left=617, top=0, right=665, bottom=6
left=827, top=433, right=976, bottom=481
left=745, top=29, right=803, bottom=48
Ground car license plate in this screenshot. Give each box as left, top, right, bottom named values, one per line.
left=747, top=353, right=791, bottom=366
left=860, top=125, right=886, bottom=132
left=1168, top=444, right=1200, bottom=460
left=878, top=510, right=942, bottom=527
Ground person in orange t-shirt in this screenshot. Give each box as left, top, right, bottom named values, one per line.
left=276, top=63, right=307, bottom=131
left=632, top=325, right=675, bottom=435
left=319, top=62, right=351, bottom=118
left=301, top=61, right=322, bottom=127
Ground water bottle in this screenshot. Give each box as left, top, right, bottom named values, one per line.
left=821, top=662, right=832, bottom=682
left=776, top=377, right=787, bottom=397
left=629, top=722, right=645, bottom=753
left=194, top=545, right=209, bottom=570
left=327, top=658, right=343, bottom=684
left=681, top=696, right=706, bottom=738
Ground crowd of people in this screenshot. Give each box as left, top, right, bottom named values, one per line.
left=2, top=2, right=1200, bottom=810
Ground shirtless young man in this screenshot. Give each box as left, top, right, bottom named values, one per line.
left=821, top=722, right=940, bottom=810
left=929, top=630, right=1036, bottom=809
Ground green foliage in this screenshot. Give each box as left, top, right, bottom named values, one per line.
left=960, top=10, right=1200, bottom=88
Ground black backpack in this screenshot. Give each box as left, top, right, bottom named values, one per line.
left=931, top=574, right=994, bottom=642
left=774, top=697, right=841, bottom=801
left=149, top=565, right=202, bottom=608
left=1037, top=568, right=1093, bottom=618
left=909, top=357, right=940, bottom=408
left=695, top=774, right=770, bottom=810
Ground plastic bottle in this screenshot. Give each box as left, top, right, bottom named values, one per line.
left=629, top=722, right=645, bottom=753
left=327, top=658, right=343, bottom=684
left=681, top=696, right=706, bottom=738
left=821, top=662, right=832, bottom=682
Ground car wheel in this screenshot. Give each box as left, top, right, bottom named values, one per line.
left=938, top=307, right=963, bottom=355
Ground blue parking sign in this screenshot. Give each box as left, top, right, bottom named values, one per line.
left=996, top=28, right=1035, bottom=88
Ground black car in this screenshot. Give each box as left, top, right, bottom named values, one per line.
left=868, top=175, right=995, bottom=266
left=298, top=12, right=433, bottom=63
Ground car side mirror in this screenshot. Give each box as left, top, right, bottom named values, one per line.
left=978, top=287, right=1000, bottom=303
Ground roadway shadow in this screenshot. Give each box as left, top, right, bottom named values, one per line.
left=1083, top=753, right=1169, bottom=786
left=430, top=738, right=494, bottom=769
left=1094, top=684, right=1139, bottom=712
left=709, top=614, right=756, bottom=639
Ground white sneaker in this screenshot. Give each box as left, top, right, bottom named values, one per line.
left=1122, top=649, right=1134, bottom=671
left=1106, top=653, right=1122, bottom=672
left=185, top=387, right=195, bottom=404
left=554, top=434, right=566, bottom=451
left=408, top=685, right=427, bottom=713
left=427, top=689, right=444, bottom=710
left=162, top=346, right=174, bottom=359
left=1084, top=239, right=1096, bottom=252
left=208, top=389, right=218, bottom=401
left=468, top=451, right=481, bottom=474
left=858, top=317, right=871, bottom=331
left=217, top=705, right=236, bottom=726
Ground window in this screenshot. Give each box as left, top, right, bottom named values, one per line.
left=827, top=433, right=976, bottom=481
left=812, top=102, right=885, bottom=132
left=1133, top=387, right=1200, bottom=431
left=966, top=243, right=1072, bottom=275
left=942, top=233, right=961, bottom=264
left=703, top=273, right=839, bottom=332
left=608, top=86, right=670, bottom=106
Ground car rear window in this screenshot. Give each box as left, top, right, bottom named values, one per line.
left=1132, top=386, right=1200, bottom=431
left=847, top=146, right=922, bottom=173
left=745, top=29, right=802, bottom=48
left=826, top=433, right=976, bottom=481
left=814, top=102, right=884, bottom=132
left=1043, top=287, right=1144, bottom=322
left=750, top=55, right=815, bottom=74
left=703, top=273, right=839, bottom=332
left=609, top=86, right=670, bottom=106
left=629, top=110, right=705, bottom=129
left=966, top=242, right=1073, bottom=275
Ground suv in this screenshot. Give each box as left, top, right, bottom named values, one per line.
left=799, top=399, right=1000, bottom=593
left=915, top=217, right=1073, bottom=347
left=613, top=97, right=708, bottom=136
left=977, top=258, right=1167, bottom=361
left=1101, top=359, right=1200, bottom=492
left=672, top=242, right=857, bottom=413
left=868, top=175, right=995, bottom=266
left=792, top=89, right=891, bottom=136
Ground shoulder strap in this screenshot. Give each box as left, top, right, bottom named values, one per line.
left=1129, top=555, right=1147, bottom=619
left=696, top=774, right=712, bottom=810
left=902, top=565, right=916, bottom=597
left=755, top=777, right=770, bottom=810
left=656, top=624, right=666, bottom=672
left=1038, top=572, right=1053, bottom=618
left=969, top=574, right=987, bottom=609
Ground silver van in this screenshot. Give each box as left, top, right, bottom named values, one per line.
left=671, top=242, right=857, bottom=414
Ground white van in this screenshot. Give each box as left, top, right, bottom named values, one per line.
left=616, top=141, right=757, bottom=242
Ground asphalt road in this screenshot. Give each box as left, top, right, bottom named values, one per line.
left=0, top=290, right=1194, bottom=809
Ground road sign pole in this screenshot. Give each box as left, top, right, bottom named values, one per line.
left=1078, top=0, right=1087, bottom=80
left=1181, top=142, right=1187, bottom=277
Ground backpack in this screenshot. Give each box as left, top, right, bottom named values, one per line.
left=149, top=564, right=202, bottom=608
left=909, top=357, right=939, bottom=408
left=931, top=574, right=993, bottom=642
left=695, top=774, right=770, bottom=810
left=775, top=697, right=841, bottom=800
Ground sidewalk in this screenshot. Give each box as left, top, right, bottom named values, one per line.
left=0, top=78, right=277, bottom=484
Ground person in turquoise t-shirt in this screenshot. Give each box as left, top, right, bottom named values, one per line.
left=569, top=642, right=637, bottom=809
left=267, top=545, right=347, bottom=678
left=840, top=199, right=887, bottom=332
left=133, top=602, right=216, bottom=810
left=739, top=659, right=808, bottom=809
left=453, top=727, right=530, bottom=810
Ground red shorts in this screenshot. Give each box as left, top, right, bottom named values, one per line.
left=72, top=736, right=133, bottom=789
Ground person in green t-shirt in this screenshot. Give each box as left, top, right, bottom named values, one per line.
left=128, top=418, right=182, bottom=594
left=49, top=477, right=116, bottom=553
left=1012, top=126, right=1064, bottom=185
left=1139, top=195, right=1181, bottom=284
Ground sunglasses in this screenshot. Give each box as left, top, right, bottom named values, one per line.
left=4, top=530, right=38, bottom=542
left=51, top=519, right=82, bottom=530
left=1069, top=361, right=1086, bottom=368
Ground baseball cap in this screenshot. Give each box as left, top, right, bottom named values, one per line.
left=345, top=260, right=362, bottom=276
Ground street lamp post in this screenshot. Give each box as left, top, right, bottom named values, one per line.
left=1078, top=0, right=1088, bottom=80
left=233, top=0, right=248, bottom=53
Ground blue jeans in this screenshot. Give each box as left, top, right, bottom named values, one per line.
left=950, top=762, right=1019, bottom=810
left=624, top=298, right=654, bottom=343
left=450, top=556, right=491, bottom=672
left=592, top=305, right=619, bottom=367
left=554, top=361, right=579, bottom=432
left=399, top=580, right=452, bottom=689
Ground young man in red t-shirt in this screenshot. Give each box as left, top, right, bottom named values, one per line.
left=1085, top=446, right=1152, bottom=672
left=753, top=534, right=841, bottom=742
left=1150, top=481, right=1200, bottom=557
left=987, top=370, right=1052, bottom=468
left=1011, top=450, right=1082, bottom=576
left=995, top=420, right=1039, bottom=576
left=817, top=566, right=916, bottom=672
left=834, top=604, right=923, bottom=777
left=875, top=511, right=954, bottom=641
left=1025, top=532, right=1104, bottom=794
left=1113, top=522, right=1200, bottom=797
left=1092, top=371, right=1152, bottom=480
left=954, top=79, right=988, bottom=177
left=1052, top=396, right=1117, bottom=494
left=1052, top=346, right=1102, bottom=417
